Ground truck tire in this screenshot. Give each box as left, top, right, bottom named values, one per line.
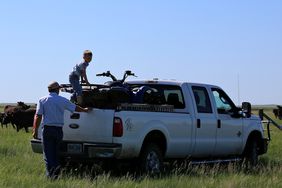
left=244, top=139, right=259, bottom=167
left=139, top=143, right=164, bottom=175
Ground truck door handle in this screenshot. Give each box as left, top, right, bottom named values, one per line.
left=70, top=113, right=80, bottom=119
left=197, top=119, right=201, bottom=128
left=217, top=119, right=221, bottom=128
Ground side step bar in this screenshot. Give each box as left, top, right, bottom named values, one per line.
left=191, top=158, right=241, bottom=165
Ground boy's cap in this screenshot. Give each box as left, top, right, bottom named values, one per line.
left=48, top=81, right=62, bottom=90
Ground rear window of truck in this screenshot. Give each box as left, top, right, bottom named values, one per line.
left=129, top=84, right=185, bottom=109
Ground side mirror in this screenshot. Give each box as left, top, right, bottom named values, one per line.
left=242, top=102, right=251, bottom=118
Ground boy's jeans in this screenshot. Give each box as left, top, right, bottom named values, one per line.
left=69, top=74, right=82, bottom=102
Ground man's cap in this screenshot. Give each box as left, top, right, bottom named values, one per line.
left=48, top=81, right=62, bottom=90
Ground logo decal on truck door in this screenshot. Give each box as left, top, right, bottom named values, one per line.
left=125, top=118, right=133, bottom=131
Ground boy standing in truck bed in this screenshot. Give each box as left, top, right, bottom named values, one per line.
left=69, top=50, right=93, bottom=104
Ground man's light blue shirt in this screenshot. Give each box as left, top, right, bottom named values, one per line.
left=36, top=93, right=76, bottom=127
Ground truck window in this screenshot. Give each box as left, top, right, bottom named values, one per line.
left=163, top=90, right=184, bottom=108
left=192, top=86, right=212, bottom=113
left=129, top=84, right=185, bottom=109
left=212, top=88, right=236, bottom=114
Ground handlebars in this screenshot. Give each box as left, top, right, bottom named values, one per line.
left=96, top=71, right=118, bottom=81
left=96, top=70, right=137, bottom=83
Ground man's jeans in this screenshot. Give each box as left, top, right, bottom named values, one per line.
left=42, top=126, right=63, bottom=179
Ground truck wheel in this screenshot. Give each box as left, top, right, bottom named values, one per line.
left=244, top=139, right=259, bottom=167
left=139, top=143, right=164, bottom=175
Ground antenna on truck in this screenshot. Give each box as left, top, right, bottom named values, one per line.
left=237, top=73, right=240, bottom=106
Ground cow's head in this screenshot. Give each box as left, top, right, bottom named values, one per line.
left=17, top=101, right=30, bottom=110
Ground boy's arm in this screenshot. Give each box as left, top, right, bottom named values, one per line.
left=81, top=69, right=90, bottom=85
left=75, top=105, right=92, bottom=112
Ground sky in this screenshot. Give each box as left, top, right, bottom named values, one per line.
left=0, top=1, right=281, bottom=105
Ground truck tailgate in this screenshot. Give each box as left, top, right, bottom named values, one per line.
left=63, top=109, right=115, bottom=143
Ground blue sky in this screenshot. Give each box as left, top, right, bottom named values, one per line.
left=0, top=1, right=281, bottom=105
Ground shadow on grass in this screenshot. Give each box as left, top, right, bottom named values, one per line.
left=0, top=146, right=17, bottom=157
left=59, top=161, right=144, bottom=181
left=58, top=157, right=282, bottom=181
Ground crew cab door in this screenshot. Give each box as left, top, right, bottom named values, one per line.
left=211, top=88, right=243, bottom=156
left=191, top=86, right=217, bottom=157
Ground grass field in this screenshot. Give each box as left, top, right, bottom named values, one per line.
left=1, top=106, right=282, bottom=187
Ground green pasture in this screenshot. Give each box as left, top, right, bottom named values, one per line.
left=1, top=106, right=282, bottom=187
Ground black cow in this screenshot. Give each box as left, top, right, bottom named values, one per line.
left=273, top=106, right=282, bottom=120
left=11, top=108, right=36, bottom=132
left=278, top=105, right=282, bottom=120
left=2, top=102, right=31, bottom=128
left=273, top=109, right=279, bottom=119
left=0, top=112, right=4, bottom=128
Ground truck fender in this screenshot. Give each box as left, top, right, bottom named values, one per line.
left=242, top=119, right=264, bottom=150
left=242, top=130, right=264, bottom=156
left=136, top=120, right=169, bottom=157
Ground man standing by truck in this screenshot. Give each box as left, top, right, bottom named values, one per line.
left=32, top=81, right=91, bottom=180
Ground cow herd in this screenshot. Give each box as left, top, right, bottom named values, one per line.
left=0, top=102, right=36, bottom=132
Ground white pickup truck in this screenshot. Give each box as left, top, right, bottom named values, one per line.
left=31, top=73, right=268, bottom=173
